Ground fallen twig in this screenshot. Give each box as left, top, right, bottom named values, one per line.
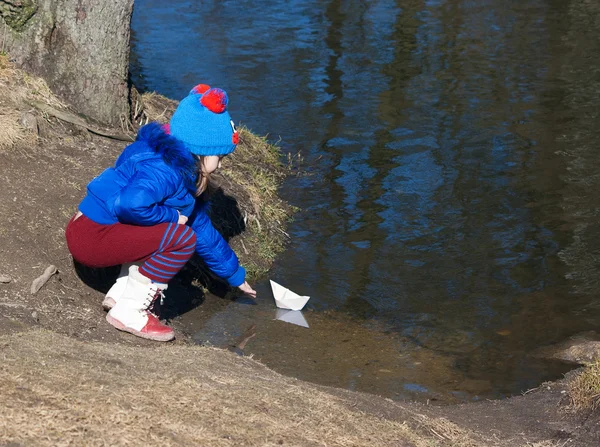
left=522, top=386, right=539, bottom=395
left=429, top=428, right=449, bottom=440
left=26, top=100, right=134, bottom=142
left=240, top=239, right=249, bottom=255
left=31, top=265, right=58, bottom=295
left=253, top=215, right=262, bottom=233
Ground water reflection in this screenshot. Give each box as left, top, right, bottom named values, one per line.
left=275, top=309, right=309, bottom=328
left=132, top=0, right=600, bottom=401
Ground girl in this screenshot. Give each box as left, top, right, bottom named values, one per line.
left=65, top=84, right=256, bottom=342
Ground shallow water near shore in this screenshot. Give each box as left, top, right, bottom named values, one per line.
left=132, top=0, right=600, bottom=402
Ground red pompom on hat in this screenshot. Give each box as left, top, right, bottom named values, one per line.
left=169, top=83, right=237, bottom=156
left=200, top=88, right=228, bottom=114
left=191, top=84, right=211, bottom=95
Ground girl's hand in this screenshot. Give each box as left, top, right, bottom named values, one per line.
left=238, top=281, right=257, bottom=299
left=177, top=211, right=188, bottom=225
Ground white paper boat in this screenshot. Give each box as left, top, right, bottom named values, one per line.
left=270, top=280, right=310, bottom=311
left=275, top=309, right=309, bottom=328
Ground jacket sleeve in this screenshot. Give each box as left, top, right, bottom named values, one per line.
left=113, top=167, right=180, bottom=226
left=189, top=204, right=246, bottom=287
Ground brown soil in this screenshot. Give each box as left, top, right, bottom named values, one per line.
left=1, top=58, right=599, bottom=446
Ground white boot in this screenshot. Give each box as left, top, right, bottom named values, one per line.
left=102, top=263, right=135, bottom=311
left=105, top=265, right=174, bottom=342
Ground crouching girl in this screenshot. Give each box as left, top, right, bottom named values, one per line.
left=65, top=84, right=256, bottom=342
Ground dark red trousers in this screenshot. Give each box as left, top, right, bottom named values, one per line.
left=65, top=214, right=196, bottom=283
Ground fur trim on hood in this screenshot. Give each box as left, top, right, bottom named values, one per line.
left=136, top=122, right=198, bottom=192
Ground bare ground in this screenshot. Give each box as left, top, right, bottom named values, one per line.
left=0, top=58, right=599, bottom=446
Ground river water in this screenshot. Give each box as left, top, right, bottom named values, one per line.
left=131, top=0, right=600, bottom=402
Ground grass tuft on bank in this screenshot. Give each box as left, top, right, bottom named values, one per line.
left=0, top=111, right=23, bottom=148
left=568, top=360, right=600, bottom=412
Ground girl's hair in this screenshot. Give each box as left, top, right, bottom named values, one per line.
left=195, top=167, right=208, bottom=197
left=195, top=156, right=214, bottom=199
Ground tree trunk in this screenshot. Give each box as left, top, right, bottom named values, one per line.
left=1, top=0, right=134, bottom=125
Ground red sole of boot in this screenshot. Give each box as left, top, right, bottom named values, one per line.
left=106, top=314, right=175, bottom=342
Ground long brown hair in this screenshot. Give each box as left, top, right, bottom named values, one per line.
left=195, top=156, right=211, bottom=199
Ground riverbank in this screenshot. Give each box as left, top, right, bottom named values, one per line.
left=0, top=55, right=599, bottom=446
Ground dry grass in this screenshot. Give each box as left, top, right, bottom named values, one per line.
left=0, top=53, right=65, bottom=108
left=0, top=52, right=14, bottom=75
left=21, top=70, right=67, bottom=108
left=216, top=127, right=293, bottom=279
left=0, top=111, right=23, bottom=148
left=523, top=442, right=569, bottom=447
left=221, top=127, right=290, bottom=225
left=0, top=329, right=486, bottom=447
left=138, top=91, right=178, bottom=125
left=0, top=54, right=24, bottom=148
left=0, top=53, right=65, bottom=150
left=567, top=360, right=600, bottom=412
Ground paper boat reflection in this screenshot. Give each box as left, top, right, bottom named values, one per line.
left=270, top=280, right=310, bottom=311
left=275, top=309, right=309, bottom=328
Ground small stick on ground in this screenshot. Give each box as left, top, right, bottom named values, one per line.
left=31, top=265, right=58, bottom=294
left=429, top=428, right=448, bottom=440
left=522, top=386, right=539, bottom=395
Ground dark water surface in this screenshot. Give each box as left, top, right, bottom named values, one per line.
left=131, top=0, right=600, bottom=402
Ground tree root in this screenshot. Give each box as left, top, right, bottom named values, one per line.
left=26, top=100, right=134, bottom=142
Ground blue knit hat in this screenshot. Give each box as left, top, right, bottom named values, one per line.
left=169, top=84, right=239, bottom=156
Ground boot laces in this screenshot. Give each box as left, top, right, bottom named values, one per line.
left=142, top=286, right=165, bottom=317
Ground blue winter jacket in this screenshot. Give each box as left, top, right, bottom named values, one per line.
left=79, top=123, right=245, bottom=286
